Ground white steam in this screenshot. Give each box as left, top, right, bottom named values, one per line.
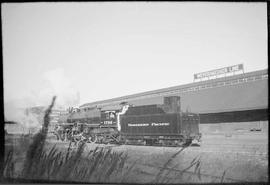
left=40, top=68, right=80, bottom=108
left=4, top=101, right=42, bottom=134
left=4, top=68, right=79, bottom=134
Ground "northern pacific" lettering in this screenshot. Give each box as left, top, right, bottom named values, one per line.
left=151, top=122, right=170, bottom=126
left=127, top=123, right=170, bottom=127
left=128, top=123, right=149, bottom=127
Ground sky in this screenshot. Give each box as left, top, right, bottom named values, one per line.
left=2, top=2, right=268, bottom=110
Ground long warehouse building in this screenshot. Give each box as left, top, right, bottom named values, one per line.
left=80, top=69, right=268, bottom=123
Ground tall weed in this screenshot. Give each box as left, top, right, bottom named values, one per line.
left=154, top=145, right=203, bottom=184
left=2, top=96, right=132, bottom=183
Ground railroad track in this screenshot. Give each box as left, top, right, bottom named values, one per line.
left=201, top=142, right=267, bottom=147
left=43, top=141, right=268, bottom=159
left=94, top=143, right=268, bottom=156
left=5, top=141, right=264, bottom=183
left=130, top=161, right=249, bottom=183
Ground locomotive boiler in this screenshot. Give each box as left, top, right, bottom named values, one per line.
left=54, top=96, right=201, bottom=146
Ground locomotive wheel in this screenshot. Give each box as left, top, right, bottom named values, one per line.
left=103, top=135, right=112, bottom=144
left=183, top=139, right=192, bottom=146
left=89, top=135, right=97, bottom=143
left=77, top=139, right=86, bottom=146
left=53, top=132, right=60, bottom=140
left=59, top=133, right=65, bottom=141
left=73, top=136, right=81, bottom=142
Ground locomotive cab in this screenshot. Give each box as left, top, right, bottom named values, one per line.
left=100, top=111, right=117, bottom=127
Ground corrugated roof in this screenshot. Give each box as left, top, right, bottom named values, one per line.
left=80, top=69, right=267, bottom=108
left=80, top=69, right=268, bottom=114
left=101, top=105, right=122, bottom=111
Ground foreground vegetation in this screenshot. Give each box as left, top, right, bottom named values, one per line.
left=1, top=96, right=200, bottom=183
left=2, top=96, right=266, bottom=183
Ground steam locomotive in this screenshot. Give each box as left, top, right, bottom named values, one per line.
left=53, top=96, right=201, bottom=146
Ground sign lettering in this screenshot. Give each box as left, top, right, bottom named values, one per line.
left=128, top=122, right=170, bottom=127
left=194, top=64, right=244, bottom=80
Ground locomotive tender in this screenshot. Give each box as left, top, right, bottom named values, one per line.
left=54, top=96, right=201, bottom=146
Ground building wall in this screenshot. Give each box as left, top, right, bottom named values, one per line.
left=199, top=121, right=268, bottom=134
left=172, top=79, right=268, bottom=113
left=104, top=74, right=268, bottom=114
left=80, top=69, right=268, bottom=123
left=81, top=69, right=267, bottom=108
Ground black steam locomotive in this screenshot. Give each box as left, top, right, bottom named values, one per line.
left=54, top=96, right=201, bottom=146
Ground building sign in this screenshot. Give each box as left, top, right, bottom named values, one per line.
left=194, top=64, right=244, bottom=80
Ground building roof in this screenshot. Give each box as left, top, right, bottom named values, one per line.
left=100, top=105, right=122, bottom=111
left=80, top=69, right=268, bottom=114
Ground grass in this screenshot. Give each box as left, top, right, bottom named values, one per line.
left=1, top=96, right=134, bottom=183
left=2, top=150, right=14, bottom=180
left=3, top=96, right=263, bottom=183
left=153, top=145, right=203, bottom=184
left=2, top=141, right=131, bottom=183
left=18, top=142, right=129, bottom=182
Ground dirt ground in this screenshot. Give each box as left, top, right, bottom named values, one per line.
left=43, top=130, right=268, bottom=183
left=5, top=125, right=268, bottom=183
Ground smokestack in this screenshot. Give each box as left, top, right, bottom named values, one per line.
left=163, top=96, right=181, bottom=113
